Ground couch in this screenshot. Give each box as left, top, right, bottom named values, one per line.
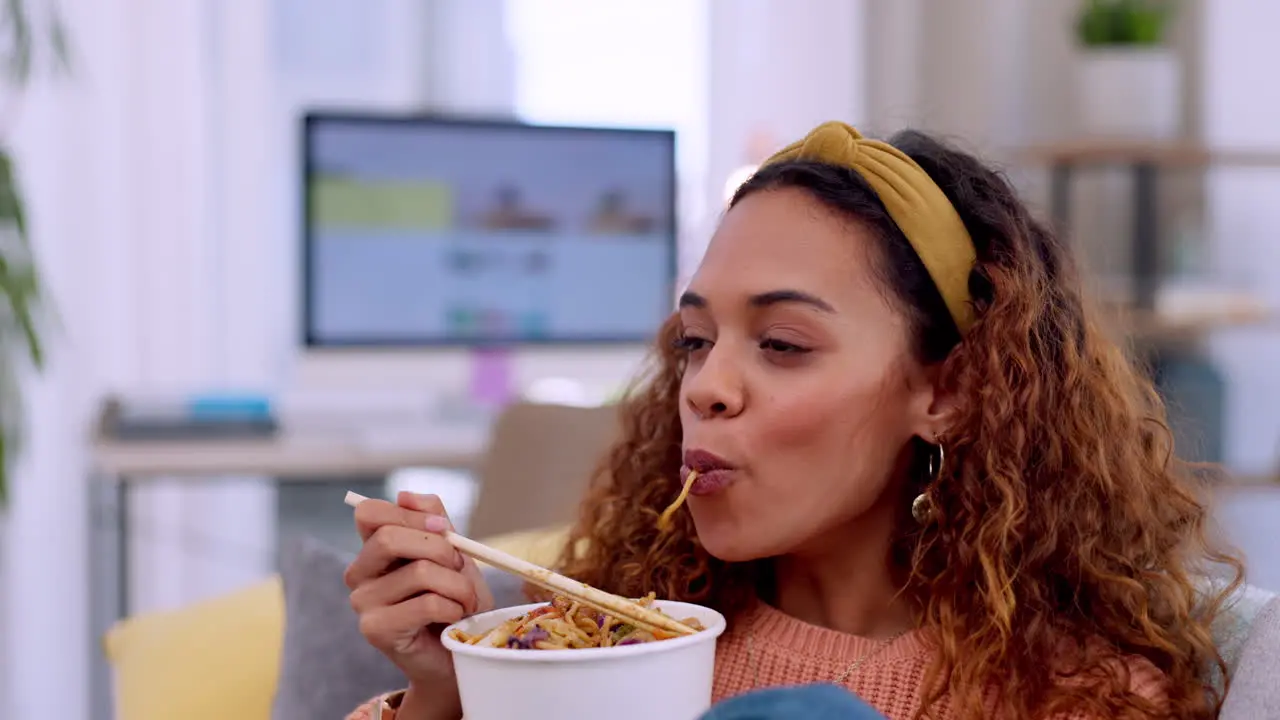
left=100, top=403, right=1280, bottom=717
left=105, top=401, right=622, bottom=720
left=104, top=520, right=1280, bottom=720
left=104, top=526, right=567, bottom=720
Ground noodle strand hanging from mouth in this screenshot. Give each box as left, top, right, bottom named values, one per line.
left=657, top=470, right=698, bottom=531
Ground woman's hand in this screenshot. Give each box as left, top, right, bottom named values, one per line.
left=345, top=492, right=494, bottom=716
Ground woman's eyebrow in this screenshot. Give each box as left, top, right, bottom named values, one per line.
left=678, top=291, right=707, bottom=309
left=678, top=289, right=835, bottom=313
left=749, top=289, right=835, bottom=313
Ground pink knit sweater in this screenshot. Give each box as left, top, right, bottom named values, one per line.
left=347, top=599, right=1166, bottom=719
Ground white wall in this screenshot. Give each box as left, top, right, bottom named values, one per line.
left=1215, top=487, right=1280, bottom=592
left=703, top=0, right=868, bottom=263
left=1201, top=0, right=1280, bottom=588
left=0, top=1, right=517, bottom=717
left=3, top=70, right=92, bottom=719
left=507, top=0, right=709, bottom=284
left=867, top=0, right=1202, bottom=150
left=865, top=0, right=1037, bottom=154
left=3, top=2, right=278, bottom=716
left=1202, top=0, right=1280, bottom=480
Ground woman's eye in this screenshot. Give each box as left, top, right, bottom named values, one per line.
left=760, top=338, right=809, bottom=354
left=673, top=335, right=711, bottom=352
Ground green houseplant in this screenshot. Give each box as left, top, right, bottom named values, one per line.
left=1073, top=0, right=1182, bottom=139
left=1077, top=0, right=1176, bottom=47
left=0, top=1, right=68, bottom=504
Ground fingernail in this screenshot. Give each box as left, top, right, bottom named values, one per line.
left=424, top=515, right=449, bottom=533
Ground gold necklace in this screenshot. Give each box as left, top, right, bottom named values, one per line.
left=746, top=623, right=907, bottom=689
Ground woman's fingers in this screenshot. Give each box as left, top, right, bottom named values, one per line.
left=398, top=491, right=448, bottom=518
left=354, top=497, right=422, bottom=542
left=358, top=593, right=467, bottom=653
left=401, top=491, right=453, bottom=533
left=354, top=493, right=452, bottom=542
left=344, top=524, right=464, bottom=589
left=350, top=559, right=480, bottom=615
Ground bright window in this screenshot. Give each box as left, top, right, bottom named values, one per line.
left=505, top=0, right=708, bottom=253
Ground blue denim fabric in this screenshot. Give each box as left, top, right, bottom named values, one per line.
left=698, top=684, right=888, bottom=720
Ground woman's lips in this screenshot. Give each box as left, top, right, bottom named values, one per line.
left=682, top=465, right=735, bottom=496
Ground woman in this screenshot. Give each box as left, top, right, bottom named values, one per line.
left=344, top=122, right=1241, bottom=719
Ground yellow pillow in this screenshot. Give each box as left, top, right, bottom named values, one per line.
left=102, top=525, right=573, bottom=720
left=104, top=577, right=283, bottom=720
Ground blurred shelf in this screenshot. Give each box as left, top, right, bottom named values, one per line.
left=1097, top=286, right=1277, bottom=341
left=1014, top=145, right=1280, bottom=314
left=1016, top=140, right=1280, bottom=168
left=1214, top=473, right=1280, bottom=490
left=1110, top=306, right=1278, bottom=342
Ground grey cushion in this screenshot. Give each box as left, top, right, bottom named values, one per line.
left=270, top=536, right=529, bottom=720
left=1208, top=582, right=1277, bottom=691
left=271, top=535, right=406, bottom=720
left=485, top=564, right=529, bottom=608
left=1221, top=597, right=1280, bottom=719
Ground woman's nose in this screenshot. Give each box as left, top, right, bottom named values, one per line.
left=683, top=347, right=745, bottom=419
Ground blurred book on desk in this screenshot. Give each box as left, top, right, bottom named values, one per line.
left=98, top=394, right=279, bottom=441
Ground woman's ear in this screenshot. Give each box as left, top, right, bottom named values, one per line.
left=907, top=363, right=959, bottom=442
left=921, top=389, right=960, bottom=442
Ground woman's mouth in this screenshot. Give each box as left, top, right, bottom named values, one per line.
left=687, top=467, right=734, bottom=496
left=681, top=449, right=738, bottom=496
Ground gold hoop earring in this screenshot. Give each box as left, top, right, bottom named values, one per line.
left=911, top=442, right=945, bottom=525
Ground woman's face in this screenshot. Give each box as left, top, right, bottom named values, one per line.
left=678, top=187, right=945, bottom=562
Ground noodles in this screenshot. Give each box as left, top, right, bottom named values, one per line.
left=657, top=470, right=697, bottom=531
left=449, top=594, right=705, bottom=650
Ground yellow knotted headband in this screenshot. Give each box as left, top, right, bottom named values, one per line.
left=760, top=121, right=977, bottom=334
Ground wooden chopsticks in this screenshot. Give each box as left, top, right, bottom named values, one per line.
left=343, top=491, right=699, bottom=637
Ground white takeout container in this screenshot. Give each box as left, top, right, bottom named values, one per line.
left=442, top=600, right=727, bottom=720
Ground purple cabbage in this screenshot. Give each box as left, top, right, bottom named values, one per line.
left=506, top=626, right=549, bottom=650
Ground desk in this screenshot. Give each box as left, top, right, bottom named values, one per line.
left=93, top=428, right=486, bottom=479
left=87, top=425, right=489, bottom=720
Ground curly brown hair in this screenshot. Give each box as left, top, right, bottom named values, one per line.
left=553, top=130, right=1242, bottom=720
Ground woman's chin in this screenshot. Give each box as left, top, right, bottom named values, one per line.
left=692, top=522, right=769, bottom=563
